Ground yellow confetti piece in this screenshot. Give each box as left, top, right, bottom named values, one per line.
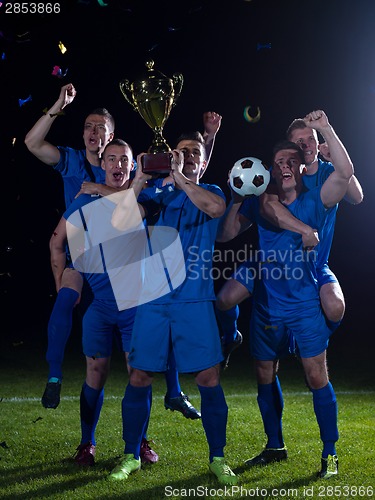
left=12, top=137, right=16, bottom=146
left=58, top=41, right=67, bottom=54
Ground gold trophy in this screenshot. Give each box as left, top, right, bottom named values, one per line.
left=119, top=60, right=183, bottom=174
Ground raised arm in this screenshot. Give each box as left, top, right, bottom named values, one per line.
left=306, top=111, right=354, bottom=207
left=171, top=151, right=226, bottom=219
left=24, top=83, right=77, bottom=166
left=319, top=142, right=363, bottom=205
left=203, top=111, right=222, bottom=167
left=345, top=176, right=364, bottom=205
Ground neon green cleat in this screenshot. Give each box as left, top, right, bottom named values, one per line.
left=319, top=454, right=338, bottom=479
left=209, top=457, right=238, bottom=485
left=109, top=454, right=141, bottom=481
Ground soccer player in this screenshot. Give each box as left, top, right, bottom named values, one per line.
left=217, top=111, right=354, bottom=478
left=108, top=132, right=238, bottom=486
left=25, top=83, right=117, bottom=408
left=215, top=109, right=363, bottom=366
left=50, top=139, right=160, bottom=465
left=24, top=83, right=202, bottom=420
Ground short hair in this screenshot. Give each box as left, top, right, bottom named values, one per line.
left=272, top=140, right=305, bottom=164
left=175, top=131, right=206, bottom=159
left=86, top=107, right=115, bottom=132
left=286, top=117, right=320, bottom=143
left=102, top=138, right=133, bottom=157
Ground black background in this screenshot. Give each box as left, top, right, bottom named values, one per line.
left=0, top=0, right=374, bottom=361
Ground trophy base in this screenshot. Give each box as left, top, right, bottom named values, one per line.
left=142, top=152, right=173, bottom=175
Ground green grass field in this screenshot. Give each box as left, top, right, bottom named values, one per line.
left=0, top=324, right=374, bottom=500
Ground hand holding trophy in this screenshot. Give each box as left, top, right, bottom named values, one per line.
left=119, top=60, right=183, bottom=174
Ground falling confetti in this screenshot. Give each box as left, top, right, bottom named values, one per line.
left=97, top=0, right=108, bottom=5
left=58, top=41, right=67, bottom=54
left=18, top=95, right=32, bottom=107
left=257, top=42, right=271, bottom=50
left=51, top=65, right=68, bottom=78
left=148, top=42, right=160, bottom=52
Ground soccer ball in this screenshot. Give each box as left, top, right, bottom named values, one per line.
left=229, top=157, right=270, bottom=196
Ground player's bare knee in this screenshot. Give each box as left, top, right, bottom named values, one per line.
left=129, top=368, right=153, bottom=387
left=304, top=364, right=328, bottom=390
left=216, top=290, right=232, bottom=311
left=255, top=360, right=276, bottom=384
left=195, top=365, right=220, bottom=386
left=320, top=283, right=345, bottom=323
left=324, top=299, right=345, bottom=323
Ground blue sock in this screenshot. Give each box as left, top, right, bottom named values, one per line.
left=122, top=384, right=151, bottom=460
left=214, top=305, right=239, bottom=345
left=142, top=387, right=152, bottom=442
left=257, top=377, right=284, bottom=448
left=46, top=288, right=79, bottom=380
left=164, top=349, right=181, bottom=398
left=312, top=382, right=339, bottom=458
left=80, top=382, right=104, bottom=446
left=198, top=384, right=228, bottom=462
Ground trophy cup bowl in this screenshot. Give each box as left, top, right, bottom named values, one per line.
left=119, top=60, right=183, bottom=174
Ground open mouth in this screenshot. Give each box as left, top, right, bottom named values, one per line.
left=113, top=172, right=123, bottom=180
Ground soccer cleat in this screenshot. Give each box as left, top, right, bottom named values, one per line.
left=244, top=447, right=288, bottom=467
left=221, top=331, right=243, bottom=370
left=41, top=381, right=61, bottom=409
left=319, top=454, right=338, bottom=479
left=74, top=441, right=96, bottom=466
left=164, top=392, right=201, bottom=419
left=209, top=457, right=238, bottom=485
left=140, top=438, right=159, bottom=464
left=109, top=454, right=141, bottom=481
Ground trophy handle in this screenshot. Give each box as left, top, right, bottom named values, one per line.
left=172, top=73, right=184, bottom=108
left=119, top=79, right=137, bottom=112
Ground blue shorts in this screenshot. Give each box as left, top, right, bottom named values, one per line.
left=232, top=261, right=256, bottom=294
left=128, top=301, right=223, bottom=373
left=82, top=299, right=136, bottom=358
left=317, top=264, right=338, bottom=287
left=249, top=302, right=332, bottom=360
left=233, top=261, right=337, bottom=292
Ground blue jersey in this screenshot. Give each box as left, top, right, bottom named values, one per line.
left=55, top=147, right=106, bottom=208
left=64, top=191, right=147, bottom=304
left=302, top=160, right=337, bottom=269
left=241, top=187, right=329, bottom=311
left=241, top=160, right=337, bottom=272
left=138, top=183, right=226, bottom=303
